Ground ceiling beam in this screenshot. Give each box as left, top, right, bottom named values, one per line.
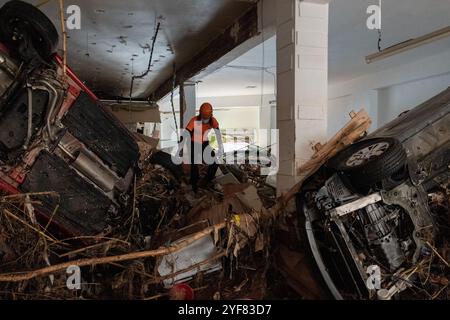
left=149, top=5, right=259, bottom=102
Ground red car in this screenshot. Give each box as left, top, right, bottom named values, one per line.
left=0, top=1, right=139, bottom=237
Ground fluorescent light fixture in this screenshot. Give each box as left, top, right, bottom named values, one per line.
left=366, top=26, right=450, bottom=64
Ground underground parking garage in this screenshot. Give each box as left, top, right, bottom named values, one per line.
left=0, top=0, right=449, bottom=304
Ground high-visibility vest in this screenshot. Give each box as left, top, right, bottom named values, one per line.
left=186, top=116, right=219, bottom=143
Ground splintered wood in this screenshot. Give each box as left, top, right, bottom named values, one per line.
left=0, top=223, right=226, bottom=282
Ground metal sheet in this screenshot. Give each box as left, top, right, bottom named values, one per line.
left=158, top=235, right=222, bottom=288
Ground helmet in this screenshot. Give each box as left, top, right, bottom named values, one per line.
left=199, top=102, right=213, bottom=119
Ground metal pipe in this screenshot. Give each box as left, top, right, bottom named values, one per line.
left=23, top=83, right=33, bottom=149
left=366, top=26, right=450, bottom=64
left=57, top=143, right=77, bottom=161
left=31, top=79, right=60, bottom=142
left=71, top=149, right=119, bottom=192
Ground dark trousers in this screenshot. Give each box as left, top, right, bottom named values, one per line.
left=190, top=141, right=218, bottom=192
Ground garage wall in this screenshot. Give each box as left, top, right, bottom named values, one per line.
left=377, top=73, right=450, bottom=127
left=213, top=107, right=259, bottom=130
left=328, top=90, right=378, bottom=137
left=328, top=49, right=450, bottom=137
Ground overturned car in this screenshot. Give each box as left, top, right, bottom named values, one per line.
left=296, top=88, right=450, bottom=299
left=0, top=1, right=139, bottom=237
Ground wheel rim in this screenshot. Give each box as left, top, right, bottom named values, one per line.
left=345, top=142, right=390, bottom=167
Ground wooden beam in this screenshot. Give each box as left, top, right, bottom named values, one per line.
left=150, top=5, right=259, bottom=102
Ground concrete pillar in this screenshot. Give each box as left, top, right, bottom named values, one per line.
left=258, top=94, right=275, bottom=148
left=181, top=81, right=196, bottom=128
left=276, top=0, right=329, bottom=195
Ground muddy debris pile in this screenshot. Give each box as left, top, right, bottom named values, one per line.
left=0, top=147, right=286, bottom=300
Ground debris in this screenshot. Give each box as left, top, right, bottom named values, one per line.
left=0, top=222, right=226, bottom=283
left=267, top=109, right=372, bottom=218
left=274, top=245, right=329, bottom=300
left=215, top=172, right=240, bottom=186
left=133, top=132, right=159, bottom=164
left=7, top=108, right=441, bottom=301
left=235, top=184, right=264, bottom=212
left=157, top=235, right=222, bottom=287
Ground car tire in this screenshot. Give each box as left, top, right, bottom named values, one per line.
left=327, top=137, right=407, bottom=190
left=0, top=0, right=58, bottom=60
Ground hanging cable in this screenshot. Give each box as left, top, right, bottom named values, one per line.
left=127, top=22, right=161, bottom=131
left=128, top=22, right=161, bottom=101
left=378, top=0, right=382, bottom=51
left=170, top=64, right=179, bottom=143
left=378, top=29, right=382, bottom=52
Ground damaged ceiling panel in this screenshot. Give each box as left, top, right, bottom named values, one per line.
left=105, top=102, right=162, bottom=124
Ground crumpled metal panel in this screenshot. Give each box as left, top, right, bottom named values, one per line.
left=158, top=235, right=222, bottom=288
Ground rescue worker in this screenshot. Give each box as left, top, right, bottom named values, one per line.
left=185, top=102, right=224, bottom=193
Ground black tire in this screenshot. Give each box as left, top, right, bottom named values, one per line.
left=327, top=137, right=407, bottom=190
left=0, top=1, right=58, bottom=60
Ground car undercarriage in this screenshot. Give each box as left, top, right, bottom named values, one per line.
left=297, top=90, right=450, bottom=299
left=0, top=1, right=139, bottom=237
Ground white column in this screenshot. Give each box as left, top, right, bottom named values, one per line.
left=276, top=0, right=329, bottom=195
left=258, top=94, right=275, bottom=148
left=182, top=81, right=196, bottom=128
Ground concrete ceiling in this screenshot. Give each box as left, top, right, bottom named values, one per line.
left=0, top=0, right=254, bottom=98
left=197, top=35, right=276, bottom=97
left=3, top=0, right=449, bottom=100
left=197, top=0, right=450, bottom=97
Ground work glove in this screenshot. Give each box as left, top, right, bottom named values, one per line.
left=215, top=147, right=224, bottom=164
left=217, top=146, right=224, bottom=158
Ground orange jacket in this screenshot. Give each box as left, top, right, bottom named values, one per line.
left=186, top=116, right=219, bottom=143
